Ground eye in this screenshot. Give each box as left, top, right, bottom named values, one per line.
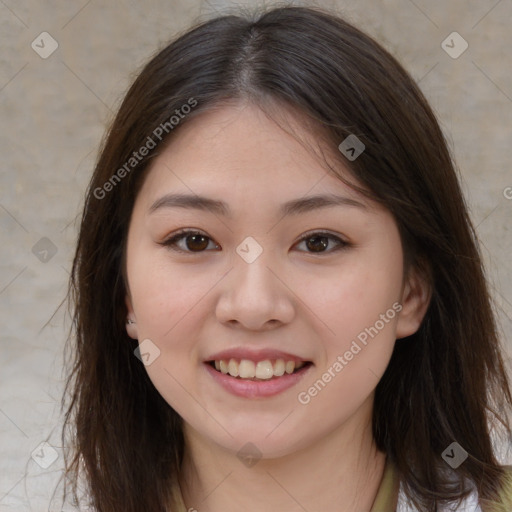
left=161, top=229, right=349, bottom=255
left=161, top=229, right=220, bottom=253
left=294, top=231, right=349, bottom=254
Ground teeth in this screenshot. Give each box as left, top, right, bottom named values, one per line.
left=219, top=360, right=229, bottom=374
left=212, top=358, right=307, bottom=379
left=274, top=359, right=285, bottom=376
left=255, top=360, right=274, bottom=380
left=238, top=360, right=255, bottom=378
left=285, top=361, right=295, bottom=374
left=228, top=358, right=239, bottom=377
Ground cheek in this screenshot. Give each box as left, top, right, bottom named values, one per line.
left=292, top=247, right=402, bottom=407
left=295, top=281, right=400, bottom=435
left=128, top=248, right=213, bottom=338
left=293, top=256, right=403, bottom=349
left=127, top=254, right=214, bottom=417
left=126, top=248, right=229, bottom=382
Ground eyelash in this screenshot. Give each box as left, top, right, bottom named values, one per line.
left=160, top=229, right=350, bottom=255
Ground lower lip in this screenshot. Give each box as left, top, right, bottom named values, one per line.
left=204, top=362, right=312, bottom=399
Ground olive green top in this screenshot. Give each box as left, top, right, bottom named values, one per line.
left=369, top=457, right=400, bottom=511
left=170, top=458, right=512, bottom=511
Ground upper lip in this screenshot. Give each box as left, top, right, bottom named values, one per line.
left=205, top=348, right=310, bottom=363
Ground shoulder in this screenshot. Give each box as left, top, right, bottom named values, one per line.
left=463, top=465, right=512, bottom=512
left=497, top=464, right=512, bottom=507
left=397, top=465, right=512, bottom=512
left=456, top=465, right=512, bottom=512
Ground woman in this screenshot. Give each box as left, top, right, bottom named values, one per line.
left=61, top=5, right=512, bottom=511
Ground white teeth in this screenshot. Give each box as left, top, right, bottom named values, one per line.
left=285, top=361, right=295, bottom=374
left=219, top=360, right=229, bottom=374
left=228, top=358, right=239, bottom=377
left=213, top=358, right=307, bottom=379
left=238, top=360, right=255, bottom=378
left=255, top=360, right=274, bottom=380
left=273, top=359, right=285, bottom=376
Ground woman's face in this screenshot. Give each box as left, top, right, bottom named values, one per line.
left=125, top=101, right=427, bottom=458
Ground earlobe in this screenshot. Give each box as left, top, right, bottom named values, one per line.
left=125, top=295, right=138, bottom=340
left=395, top=267, right=431, bottom=339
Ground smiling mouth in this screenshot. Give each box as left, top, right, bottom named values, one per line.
left=207, top=358, right=313, bottom=380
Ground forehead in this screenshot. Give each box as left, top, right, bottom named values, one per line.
left=137, top=101, right=369, bottom=208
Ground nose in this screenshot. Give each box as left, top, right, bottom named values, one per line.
left=215, top=248, right=295, bottom=331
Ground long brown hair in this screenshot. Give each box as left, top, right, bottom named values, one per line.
left=61, top=5, right=512, bottom=511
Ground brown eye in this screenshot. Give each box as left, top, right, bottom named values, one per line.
left=162, top=230, right=219, bottom=253
left=162, top=229, right=348, bottom=255
left=295, top=232, right=348, bottom=254
left=305, top=235, right=329, bottom=252
left=184, top=233, right=210, bottom=251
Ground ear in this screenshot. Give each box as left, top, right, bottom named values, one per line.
left=125, top=294, right=138, bottom=340
left=396, top=266, right=431, bottom=339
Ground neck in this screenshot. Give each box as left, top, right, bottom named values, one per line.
left=179, top=398, right=387, bottom=512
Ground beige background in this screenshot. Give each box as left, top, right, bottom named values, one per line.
left=1, top=0, right=511, bottom=509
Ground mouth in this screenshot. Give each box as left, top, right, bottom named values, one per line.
left=206, top=358, right=313, bottom=380
left=203, top=348, right=314, bottom=398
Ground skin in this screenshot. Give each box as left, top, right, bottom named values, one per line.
left=125, top=100, right=430, bottom=512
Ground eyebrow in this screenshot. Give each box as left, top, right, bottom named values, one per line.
left=148, top=192, right=367, bottom=217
